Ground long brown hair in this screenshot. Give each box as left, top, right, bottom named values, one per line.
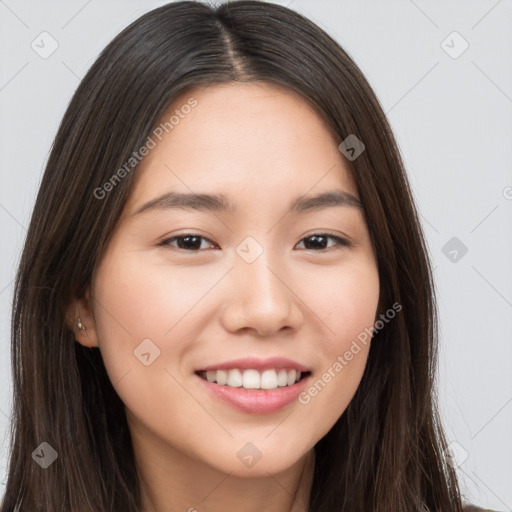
left=2, top=1, right=464, bottom=510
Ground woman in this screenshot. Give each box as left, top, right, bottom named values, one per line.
left=1, top=1, right=495, bottom=510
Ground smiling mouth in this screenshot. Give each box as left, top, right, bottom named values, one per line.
left=195, top=368, right=312, bottom=390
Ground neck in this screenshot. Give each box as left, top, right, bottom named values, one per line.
left=132, top=422, right=315, bottom=512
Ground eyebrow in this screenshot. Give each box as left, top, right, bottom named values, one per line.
left=132, top=189, right=363, bottom=216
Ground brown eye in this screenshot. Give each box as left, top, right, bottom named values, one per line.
left=296, top=233, right=351, bottom=251
left=160, top=234, right=216, bottom=251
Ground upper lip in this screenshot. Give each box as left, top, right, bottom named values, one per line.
left=196, top=357, right=310, bottom=373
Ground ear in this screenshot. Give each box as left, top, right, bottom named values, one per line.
left=66, top=288, right=100, bottom=348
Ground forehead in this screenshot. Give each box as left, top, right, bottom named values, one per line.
left=125, top=82, right=358, bottom=213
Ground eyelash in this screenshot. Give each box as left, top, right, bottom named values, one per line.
left=159, top=232, right=352, bottom=252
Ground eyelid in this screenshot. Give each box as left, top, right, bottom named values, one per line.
left=301, top=229, right=351, bottom=242
left=159, top=233, right=218, bottom=250
left=297, top=231, right=353, bottom=249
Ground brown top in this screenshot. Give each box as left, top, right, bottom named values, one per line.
left=464, top=506, right=500, bottom=512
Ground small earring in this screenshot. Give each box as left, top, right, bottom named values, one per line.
left=77, top=317, right=86, bottom=331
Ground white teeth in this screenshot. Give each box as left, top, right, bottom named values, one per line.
left=216, top=369, right=228, bottom=385
left=200, top=368, right=305, bottom=390
left=277, top=369, right=288, bottom=387
left=242, top=369, right=260, bottom=389
left=226, top=368, right=243, bottom=387
left=260, top=369, right=278, bottom=389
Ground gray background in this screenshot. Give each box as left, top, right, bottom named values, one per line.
left=1, top=0, right=511, bottom=509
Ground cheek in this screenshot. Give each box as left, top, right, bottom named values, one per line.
left=92, top=249, right=215, bottom=342
left=300, top=254, right=380, bottom=346
left=90, top=248, right=223, bottom=387
left=293, top=256, right=379, bottom=433
left=90, top=250, right=202, bottom=426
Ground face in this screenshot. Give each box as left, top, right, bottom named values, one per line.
left=75, top=82, right=380, bottom=477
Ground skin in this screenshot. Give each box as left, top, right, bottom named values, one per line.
left=71, top=82, right=380, bottom=512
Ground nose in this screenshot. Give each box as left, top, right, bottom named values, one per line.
left=219, top=255, right=304, bottom=337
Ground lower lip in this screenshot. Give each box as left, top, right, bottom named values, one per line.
left=195, top=373, right=311, bottom=414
